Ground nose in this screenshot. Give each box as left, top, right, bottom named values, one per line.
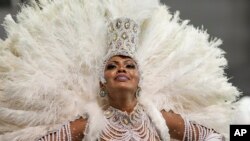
left=117, top=66, right=126, bottom=73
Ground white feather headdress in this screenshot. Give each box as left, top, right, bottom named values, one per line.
left=0, top=0, right=240, bottom=140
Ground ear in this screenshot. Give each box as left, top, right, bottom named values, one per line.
left=99, top=81, right=105, bottom=89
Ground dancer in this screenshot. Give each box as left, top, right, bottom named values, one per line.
left=0, top=0, right=240, bottom=140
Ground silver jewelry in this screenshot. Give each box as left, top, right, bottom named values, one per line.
left=99, top=89, right=107, bottom=97
left=135, top=87, right=141, bottom=98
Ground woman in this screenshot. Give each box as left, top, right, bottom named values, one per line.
left=38, top=18, right=225, bottom=141
left=38, top=56, right=225, bottom=141
left=0, top=0, right=240, bottom=140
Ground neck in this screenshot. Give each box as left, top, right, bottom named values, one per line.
left=108, top=90, right=137, bottom=113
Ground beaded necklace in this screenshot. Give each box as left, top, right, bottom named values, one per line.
left=100, top=104, right=161, bottom=141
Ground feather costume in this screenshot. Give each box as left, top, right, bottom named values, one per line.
left=0, top=0, right=241, bottom=140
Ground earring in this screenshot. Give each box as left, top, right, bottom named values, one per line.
left=99, top=89, right=107, bottom=97
left=135, top=87, right=141, bottom=98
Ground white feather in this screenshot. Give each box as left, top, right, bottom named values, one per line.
left=0, top=0, right=241, bottom=140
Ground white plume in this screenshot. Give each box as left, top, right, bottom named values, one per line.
left=0, top=0, right=241, bottom=140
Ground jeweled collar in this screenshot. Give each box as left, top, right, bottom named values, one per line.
left=103, top=103, right=144, bottom=126
left=101, top=103, right=161, bottom=140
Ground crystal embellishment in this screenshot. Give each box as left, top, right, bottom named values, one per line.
left=122, top=32, right=128, bottom=39
left=100, top=104, right=161, bottom=141
left=125, top=22, right=130, bottom=29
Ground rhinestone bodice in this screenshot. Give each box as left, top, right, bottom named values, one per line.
left=100, top=104, right=161, bottom=141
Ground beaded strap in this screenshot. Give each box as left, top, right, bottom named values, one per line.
left=37, top=122, right=72, bottom=141
left=182, top=118, right=225, bottom=141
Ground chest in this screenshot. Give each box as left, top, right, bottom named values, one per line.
left=99, top=105, right=161, bottom=141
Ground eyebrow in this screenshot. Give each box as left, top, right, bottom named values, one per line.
left=108, top=59, right=136, bottom=64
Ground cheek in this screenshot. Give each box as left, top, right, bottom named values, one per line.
left=104, top=72, right=110, bottom=81
left=132, top=71, right=140, bottom=83
left=104, top=71, right=115, bottom=82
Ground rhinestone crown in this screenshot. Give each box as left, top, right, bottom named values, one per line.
left=106, top=18, right=139, bottom=58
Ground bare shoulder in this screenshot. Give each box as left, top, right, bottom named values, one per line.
left=160, top=109, right=185, bottom=140
left=160, top=109, right=184, bottom=124
left=72, top=116, right=88, bottom=125
left=70, top=116, right=88, bottom=141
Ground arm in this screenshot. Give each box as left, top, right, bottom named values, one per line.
left=38, top=117, right=87, bottom=141
left=161, top=110, right=185, bottom=140
left=161, top=110, right=225, bottom=141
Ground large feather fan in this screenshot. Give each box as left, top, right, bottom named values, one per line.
left=0, top=0, right=240, bottom=140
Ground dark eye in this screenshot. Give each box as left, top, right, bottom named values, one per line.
left=126, top=64, right=136, bottom=69
left=106, top=64, right=116, bottom=70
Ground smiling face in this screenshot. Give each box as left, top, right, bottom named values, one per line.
left=101, top=55, right=140, bottom=96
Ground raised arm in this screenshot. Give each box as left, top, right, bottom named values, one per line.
left=161, top=110, right=225, bottom=141
left=38, top=117, right=87, bottom=141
